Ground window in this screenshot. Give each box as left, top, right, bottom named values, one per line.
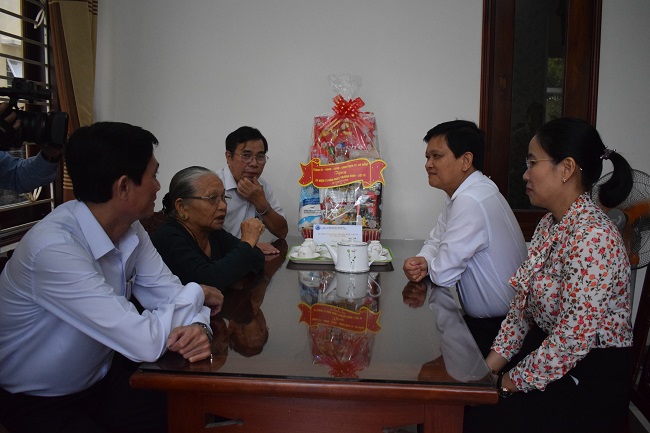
left=0, top=0, right=58, bottom=250
left=480, top=0, right=601, bottom=239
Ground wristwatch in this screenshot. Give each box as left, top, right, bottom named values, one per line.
left=497, top=371, right=512, bottom=398
left=192, top=322, right=213, bottom=343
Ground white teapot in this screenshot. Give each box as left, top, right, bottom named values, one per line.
left=321, top=241, right=382, bottom=273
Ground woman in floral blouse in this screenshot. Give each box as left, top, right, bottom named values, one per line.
left=464, top=118, right=634, bottom=433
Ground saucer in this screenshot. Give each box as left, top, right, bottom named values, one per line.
left=290, top=252, right=320, bottom=260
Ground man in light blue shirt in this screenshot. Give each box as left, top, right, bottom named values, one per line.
left=0, top=122, right=224, bottom=433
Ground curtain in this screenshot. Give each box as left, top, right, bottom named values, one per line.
left=48, top=0, right=98, bottom=202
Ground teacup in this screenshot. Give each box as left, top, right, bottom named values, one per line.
left=301, top=238, right=317, bottom=253
left=368, top=240, right=384, bottom=259
left=296, top=245, right=319, bottom=258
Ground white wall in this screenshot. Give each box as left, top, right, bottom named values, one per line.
left=597, top=0, right=650, bottom=317
left=95, top=0, right=483, bottom=241
left=95, top=0, right=649, bottom=289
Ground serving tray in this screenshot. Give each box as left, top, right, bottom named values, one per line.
left=286, top=245, right=393, bottom=264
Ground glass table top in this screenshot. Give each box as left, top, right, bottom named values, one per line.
left=140, top=236, right=493, bottom=389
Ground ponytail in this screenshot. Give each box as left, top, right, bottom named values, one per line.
left=597, top=150, right=633, bottom=209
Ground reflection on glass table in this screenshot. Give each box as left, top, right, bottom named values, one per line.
left=132, top=236, right=497, bottom=433
left=402, top=280, right=490, bottom=382
left=298, top=270, right=381, bottom=378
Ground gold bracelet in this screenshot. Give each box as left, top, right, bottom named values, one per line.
left=257, top=206, right=270, bottom=216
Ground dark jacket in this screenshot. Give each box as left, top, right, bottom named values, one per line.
left=150, top=218, right=264, bottom=290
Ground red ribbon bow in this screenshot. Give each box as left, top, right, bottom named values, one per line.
left=332, top=94, right=366, bottom=119
left=318, top=95, right=374, bottom=150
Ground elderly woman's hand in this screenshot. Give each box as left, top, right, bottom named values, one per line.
left=240, top=217, right=265, bottom=247
left=257, top=242, right=280, bottom=255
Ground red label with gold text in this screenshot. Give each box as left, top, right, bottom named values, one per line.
left=298, top=158, right=387, bottom=188
left=298, top=302, right=381, bottom=332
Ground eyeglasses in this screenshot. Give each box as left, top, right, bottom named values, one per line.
left=524, top=158, right=553, bottom=170
left=185, top=194, right=231, bottom=206
left=234, top=152, right=269, bottom=164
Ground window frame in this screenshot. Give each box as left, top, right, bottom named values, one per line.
left=479, top=0, right=602, bottom=239
left=0, top=0, right=61, bottom=250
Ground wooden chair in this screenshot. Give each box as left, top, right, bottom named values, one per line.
left=631, top=270, right=650, bottom=415
left=139, top=210, right=167, bottom=235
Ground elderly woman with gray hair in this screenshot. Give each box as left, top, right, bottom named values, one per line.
left=151, top=166, right=265, bottom=291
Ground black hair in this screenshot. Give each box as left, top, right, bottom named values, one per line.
left=65, top=122, right=158, bottom=203
left=423, top=120, right=484, bottom=171
left=225, top=126, right=268, bottom=154
left=534, top=118, right=633, bottom=208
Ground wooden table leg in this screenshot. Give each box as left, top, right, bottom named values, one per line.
left=422, top=404, right=464, bottom=433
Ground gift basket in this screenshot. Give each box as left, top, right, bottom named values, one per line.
left=298, top=75, right=386, bottom=242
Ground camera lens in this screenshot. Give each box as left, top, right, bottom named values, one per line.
left=16, top=111, right=47, bottom=144
left=0, top=79, right=69, bottom=150
left=12, top=110, right=67, bottom=148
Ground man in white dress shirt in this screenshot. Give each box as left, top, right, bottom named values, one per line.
left=403, top=120, right=527, bottom=356
left=0, top=122, right=224, bottom=433
left=217, top=126, right=287, bottom=254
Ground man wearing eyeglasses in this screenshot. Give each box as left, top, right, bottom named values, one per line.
left=217, top=126, right=288, bottom=254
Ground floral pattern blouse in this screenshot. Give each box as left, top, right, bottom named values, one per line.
left=491, top=193, right=633, bottom=392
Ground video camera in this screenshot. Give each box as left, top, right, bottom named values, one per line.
left=0, top=78, right=68, bottom=151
